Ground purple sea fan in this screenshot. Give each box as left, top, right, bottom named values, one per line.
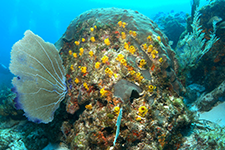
left=9, top=30, right=67, bottom=124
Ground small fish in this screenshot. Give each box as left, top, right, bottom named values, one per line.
left=207, top=16, right=222, bottom=24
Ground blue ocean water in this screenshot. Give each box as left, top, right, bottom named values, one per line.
left=0, top=0, right=208, bottom=87
left=0, top=0, right=208, bottom=67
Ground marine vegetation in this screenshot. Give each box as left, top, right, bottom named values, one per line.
left=176, top=11, right=219, bottom=72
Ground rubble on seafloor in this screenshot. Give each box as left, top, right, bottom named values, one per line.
left=55, top=8, right=193, bottom=149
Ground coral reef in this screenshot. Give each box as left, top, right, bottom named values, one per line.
left=6, top=3, right=225, bottom=149
left=176, top=11, right=219, bottom=72
left=0, top=127, right=27, bottom=150
left=180, top=119, right=225, bottom=150
left=0, top=99, right=71, bottom=150
left=178, top=0, right=225, bottom=92
left=0, top=86, right=23, bottom=120
left=175, top=0, right=225, bottom=113
left=55, top=8, right=192, bottom=149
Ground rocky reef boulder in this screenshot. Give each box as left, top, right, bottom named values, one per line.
left=56, top=8, right=191, bottom=149
left=56, top=7, right=184, bottom=97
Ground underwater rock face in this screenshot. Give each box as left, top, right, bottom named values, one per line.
left=56, top=8, right=191, bottom=149
left=195, top=80, right=225, bottom=111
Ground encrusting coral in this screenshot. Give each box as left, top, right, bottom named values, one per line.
left=56, top=8, right=192, bottom=149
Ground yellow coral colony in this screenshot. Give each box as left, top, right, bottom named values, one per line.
left=75, top=78, right=79, bottom=84
left=104, top=38, right=110, bottom=46
left=82, top=38, right=85, bottom=42
left=100, top=88, right=107, bottom=96
left=122, top=22, right=126, bottom=28
left=81, top=66, right=87, bottom=74
left=135, top=72, right=144, bottom=82
left=148, top=45, right=153, bottom=53
left=159, top=58, right=163, bottom=63
left=90, top=37, right=95, bottom=42
left=147, top=35, right=152, bottom=41
left=73, top=53, right=77, bottom=58
left=105, top=67, right=113, bottom=77
left=89, top=51, right=94, bottom=57
left=124, top=42, right=129, bottom=50
left=129, top=70, right=136, bottom=75
left=136, top=116, right=142, bottom=121
left=69, top=50, right=72, bottom=55
left=132, top=31, right=137, bottom=37
left=116, top=54, right=124, bottom=62
left=75, top=41, right=80, bottom=45
left=129, top=30, right=133, bottom=35
left=116, top=54, right=127, bottom=66
left=138, top=106, right=148, bottom=117
left=85, top=104, right=92, bottom=110
left=114, top=106, right=120, bottom=115
left=83, top=82, right=89, bottom=91
left=121, top=32, right=126, bottom=39
left=95, top=62, right=101, bottom=69
left=129, top=45, right=136, bottom=54
left=151, top=49, right=158, bottom=59
left=101, top=55, right=108, bottom=63
left=148, top=85, right=156, bottom=92
left=79, top=48, right=84, bottom=56
left=70, top=64, right=74, bottom=71
left=139, top=59, right=146, bottom=68
left=157, top=36, right=161, bottom=42
left=118, top=21, right=122, bottom=27
left=142, top=43, right=147, bottom=50
left=120, top=59, right=127, bottom=66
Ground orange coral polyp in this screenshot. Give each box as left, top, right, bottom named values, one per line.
left=129, top=45, right=136, bottom=54
left=121, top=32, right=126, bottom=39
left=81, top=66, right=87, bottom=73
left=101, top=55, right=108, bottom=63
